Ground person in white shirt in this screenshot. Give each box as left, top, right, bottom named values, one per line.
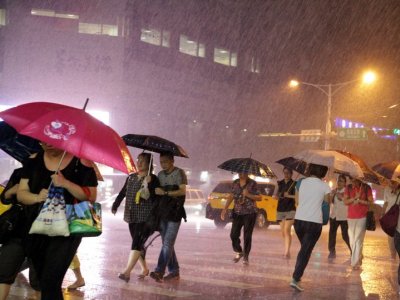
left=391, top=180, right=400, bottom=294
left=290, top=164, right=331, bottom=292
left=328, top=174, right=351, bottom=259
left=383, top=180, right=400, bottom=259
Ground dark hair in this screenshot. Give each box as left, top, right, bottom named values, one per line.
left=160, top=152, right=174, bottom=161
left=338, top=174, right=347, bottom=183
left=283, top=167, right=293, bottom=175
left=308, top=163, right=328, bottom=179
left=138, top=152, right=153, bottom=173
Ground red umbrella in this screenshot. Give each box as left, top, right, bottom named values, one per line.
left=0, top=102, right=136, bottom=174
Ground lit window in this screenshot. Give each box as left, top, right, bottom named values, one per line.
left=250, top=57, right=260, bottom=73
left=140, top=28, right=170, bottom=47
left=179, top=35, right=205, bottom=58
left=78, top=23, right=118, bottom=36
left=31, top=9, right=79, bottom=19
left=79, top=23, right=101, bottom=35
left=214, top=48, right=237, bottom=67
left=31, top=9, right=55, bottom=17
left=102, top=24, right=118, bottom=36
left=0, top=9, right=6, bottom=26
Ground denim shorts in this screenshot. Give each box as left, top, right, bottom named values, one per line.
left=277, top=210, right=296, bottom=221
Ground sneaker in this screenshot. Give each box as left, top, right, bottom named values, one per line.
left=242, top=258, right=249, bottom=265
left=328, top=252, right=336, bottom=259
left=290, top=278, right=304, bottom=292
left=150, top=271, right=164, bottom=282
left=163, top=273, right=180, bottom=281
left=233, top=252, right=243, bottom=263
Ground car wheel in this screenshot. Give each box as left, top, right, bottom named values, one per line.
left=214, top=218, right=227, bottom=228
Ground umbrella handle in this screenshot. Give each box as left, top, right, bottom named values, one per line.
left=47, top=150, right=68, bottom=190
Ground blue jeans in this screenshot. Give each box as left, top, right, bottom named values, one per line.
left=155, top=219, right=181, bottom=275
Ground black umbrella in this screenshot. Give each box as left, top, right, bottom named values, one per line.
left=276, top=157, right=308, bottom=175
left=0, top=121, right=42, bottom=162
left=122, top=134, right=189, bottom=158
left=218, top=157, right=276, bottom=178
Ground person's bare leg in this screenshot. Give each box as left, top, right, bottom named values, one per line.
left=280, top=221, right=285, bottom=256
left=121, top=250, right=148, bottom=277
left=67, top=267, right=85, bottom=289
left=284, top=219, right=294, bottom=258
left=0, top=283, right=11, bottom=300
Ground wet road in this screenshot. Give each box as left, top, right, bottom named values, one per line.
left=9, top=212, right=399, bottom=299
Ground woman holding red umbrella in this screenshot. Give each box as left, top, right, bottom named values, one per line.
left=17, top=143, right=98, bottom=300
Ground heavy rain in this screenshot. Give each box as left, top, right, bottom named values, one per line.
left=0, top=0, right=399, bottom=299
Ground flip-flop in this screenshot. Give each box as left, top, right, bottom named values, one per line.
left=67, top=281, right=85, bottom=289
left=137, top=269, right=150, bottom=280
left=118, top=273, right=130, bottom=283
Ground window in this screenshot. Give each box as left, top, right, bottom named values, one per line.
left=0, top=9, right=6, bottom=26
left=250, top=57, right=260, bottom=73
left=179, top=35, right=205, bottom=58
left=79, top=23, right=118, bottom=36
left=31, top=9, right=78, bottom=19
left=214, top=48, right=237, bottom=67
left=140, top=28, right=170, bottom=47
left=212, top=183, right=233, bottom=193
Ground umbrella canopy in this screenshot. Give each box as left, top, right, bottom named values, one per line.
left=218, top=157, right=276, bottom=178
left=0, top=121, right=42, bottom=162
left=293, top=149, right=364, bottom=178
left=122, top=134, right=189, bottom=158
left=333, top=150, right=384, bottom=185
left=0, top=102, right=136, bottom=174
left=275, top=156, right=308, bottom=175
left=372, top=161, right=400, bottom=182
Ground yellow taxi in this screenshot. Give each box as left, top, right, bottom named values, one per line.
left=205, top=180, right=278, bottom=228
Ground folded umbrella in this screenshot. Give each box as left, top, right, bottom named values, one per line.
left=0, top=102, right=136, bottom=174
left=218, top=157, right=276, bottom=178
left=372, top=161, right=400, bottom=182
left=122, top=134, right=189, bottom=158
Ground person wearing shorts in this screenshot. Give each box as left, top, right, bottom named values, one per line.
left=276, top=167, right=296, bottom=258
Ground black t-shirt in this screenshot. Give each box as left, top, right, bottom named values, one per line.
left=277, top=179, right=296, bottom=212
left=19, top=151, right=98, bottom=237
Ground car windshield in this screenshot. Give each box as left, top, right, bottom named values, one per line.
left=212, top=182, right=275, bottom=195
left=212, top=182, right=232, bottom=193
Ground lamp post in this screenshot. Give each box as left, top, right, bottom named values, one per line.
left=289, top=71, right=376, bottom=150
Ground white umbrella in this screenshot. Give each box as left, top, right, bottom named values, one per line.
left=294, top=149, right=364, bottom=178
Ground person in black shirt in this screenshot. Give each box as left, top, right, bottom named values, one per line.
left=17, top=143, right=98, bottom=300
left=276, top=167, right=296, bottom=258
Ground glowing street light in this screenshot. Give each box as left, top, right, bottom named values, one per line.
left=289, top=71, right=377, bottom=150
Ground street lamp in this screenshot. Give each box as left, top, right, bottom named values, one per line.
left=289, top=71, right=377, bottom=150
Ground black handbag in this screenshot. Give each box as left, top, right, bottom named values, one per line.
left=0, top=202, right=24, bottom=244
left=366, top=209, right=376, bottom=231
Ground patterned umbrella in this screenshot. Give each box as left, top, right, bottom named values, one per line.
left=122, top=134, right=189, bottom=158
left=275, top=156, right=308, bottom=175
left=0, top=102, right=136, bottom=174
left=372, top=161, right=400, bottom=182
left=218, top=157, right=276, bottom=178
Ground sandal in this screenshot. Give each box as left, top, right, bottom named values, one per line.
left=118, top=273, right=130, bottom=283
left=233, top=252, right=243, bottom=263
left=137, top=269, right=149, bottom=280
left=67, top=279, right=85, bottom=289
